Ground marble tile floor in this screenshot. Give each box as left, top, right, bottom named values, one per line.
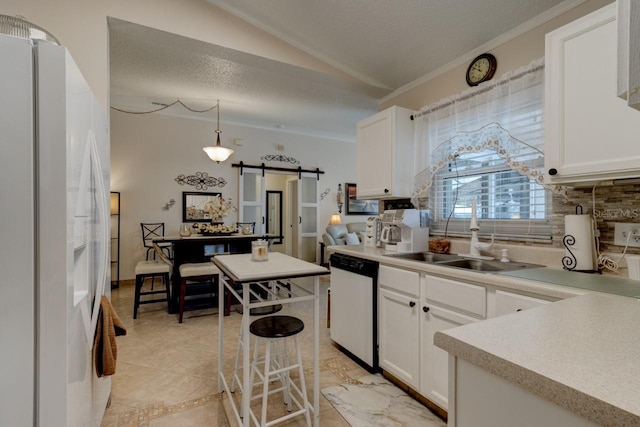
left=322, top=375, right=446, bottom=427
left=102, top=277, right=367, bottom=426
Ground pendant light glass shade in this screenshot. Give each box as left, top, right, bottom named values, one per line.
left=203, top=100, right=233, bottom=163
left=203, top=135, right=234, bottom=163
left=0, top=15, right=60, bottom=45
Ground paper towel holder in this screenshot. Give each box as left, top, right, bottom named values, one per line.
left=562, top=234, right=579, bottom=270
left=562, top=204, right=600, bottom=274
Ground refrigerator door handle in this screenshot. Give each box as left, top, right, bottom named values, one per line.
left=86, top=130, right=109, bottom=345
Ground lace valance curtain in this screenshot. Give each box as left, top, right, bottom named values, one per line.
left=419, top=122, right=547, bottom=194
left=410, top=58, right=566, bottom=207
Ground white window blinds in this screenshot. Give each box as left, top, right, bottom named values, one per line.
left=411, top=59, right=555, bottom=241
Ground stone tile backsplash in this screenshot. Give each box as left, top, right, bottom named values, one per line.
left=553, top=183, right=640, bottom=253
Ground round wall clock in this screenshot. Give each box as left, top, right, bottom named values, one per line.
left=465, top=53, right=497, bottom=86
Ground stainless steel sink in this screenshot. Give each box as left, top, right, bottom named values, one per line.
left=437, top=258, right=543, bottom=273
left=383, top=252, right=464, bottom=263
left=383, top=251, right=543, bottom=273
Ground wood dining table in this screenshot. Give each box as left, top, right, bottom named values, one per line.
left=152, top=233, right=280, bottom=313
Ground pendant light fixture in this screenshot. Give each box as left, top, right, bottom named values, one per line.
left=0, top=15, right=60, bottom=45
left=202, top=100, right=234, bottom=164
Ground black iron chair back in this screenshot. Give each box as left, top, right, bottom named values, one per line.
left=141, top=222, right=171, bottom=260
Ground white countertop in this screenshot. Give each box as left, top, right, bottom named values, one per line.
left=434, top=293, right=640, bottom=425
left=213, top=252, right=329, bottom=282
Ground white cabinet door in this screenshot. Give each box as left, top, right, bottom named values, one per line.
left=493, top=290, right=550, bottom=318
left=629, top=0, right=640, bottom=110
left=617, top=0, right=640, bottom=110
left=421, top=305, right=477, bottom=411
left=379, top=287, right=420, bottom=388
left=545, top=4, right=640, bottom=184
left=357, top=106, right=414, bottom=199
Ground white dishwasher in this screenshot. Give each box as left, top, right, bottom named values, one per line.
left=330, top=253, right=379, bottom=371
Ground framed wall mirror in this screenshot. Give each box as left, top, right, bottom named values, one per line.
left=182, top=191, right=222, bottom=222
left=266, top=190, right=283, bottom=244
left=345, top=183, right=379, bottom=215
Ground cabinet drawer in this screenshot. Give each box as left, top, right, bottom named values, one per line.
left=379, top=265, right=420, bottom=297
left=424, top=275, right=486, bottom=318
left=363, top=235, right=377, bottom=245
left=494, top=290, right=550, bottom=317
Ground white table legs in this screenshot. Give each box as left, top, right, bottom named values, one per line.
left=313, top=276, right=320, bottom=427
left=217, top=277, right=321, bottom=427
left=218, top=277, right=224, bottom=394
left=241, top=282, right=251, bottom=423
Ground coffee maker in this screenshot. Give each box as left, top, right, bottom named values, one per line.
left=380, top=209, right=429, bottom=253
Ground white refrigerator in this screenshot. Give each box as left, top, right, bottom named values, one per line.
left=0, top=33, right=111, bottom=426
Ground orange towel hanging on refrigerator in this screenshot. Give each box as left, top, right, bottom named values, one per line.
left=94, top=295, right=127, bottom=377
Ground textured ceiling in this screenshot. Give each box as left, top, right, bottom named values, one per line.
left=109, top=0, right=578, bottom=142
left=209, top=0, right=572, bottom=89
left=109, top=18, right=387, bottom=142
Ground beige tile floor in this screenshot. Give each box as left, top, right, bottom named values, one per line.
left=101, top=276, right=367, bottom=426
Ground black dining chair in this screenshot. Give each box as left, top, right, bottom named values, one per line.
left=140, top=222, right=172, bottom=260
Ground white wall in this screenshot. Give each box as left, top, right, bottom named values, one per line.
left=112, top=110, right=369, bottom=280
left=380, top=0, right=612, bottom=110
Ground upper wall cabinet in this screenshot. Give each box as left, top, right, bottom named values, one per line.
left=357, top=106, right=414, bottom=199
left=545, top=3, right=640, bottom=185
left=617, top=0, right=640, bottom=110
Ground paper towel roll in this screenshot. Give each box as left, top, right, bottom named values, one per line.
left=563, top=214, right=596, bottom=271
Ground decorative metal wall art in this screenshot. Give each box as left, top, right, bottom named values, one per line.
left=175, top=172, right=227, bottom=190
left=162, top=199, right=176, bottom=211
left=336, top=183, right=344, bottom=213
left=319, top=188, right=331, bottom=200
left=260, top=154, right=300, bottom=164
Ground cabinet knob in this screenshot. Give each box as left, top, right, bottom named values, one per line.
left=422, top=306, right=430, bottom=313
left=384, top=188, right=389, bottom=193
left=409, top=301, right=416, bottom=308
left=548, top=168, right=558, bottom=176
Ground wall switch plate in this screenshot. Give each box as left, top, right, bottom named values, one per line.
left=613, top=222, right=640, bottom=247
